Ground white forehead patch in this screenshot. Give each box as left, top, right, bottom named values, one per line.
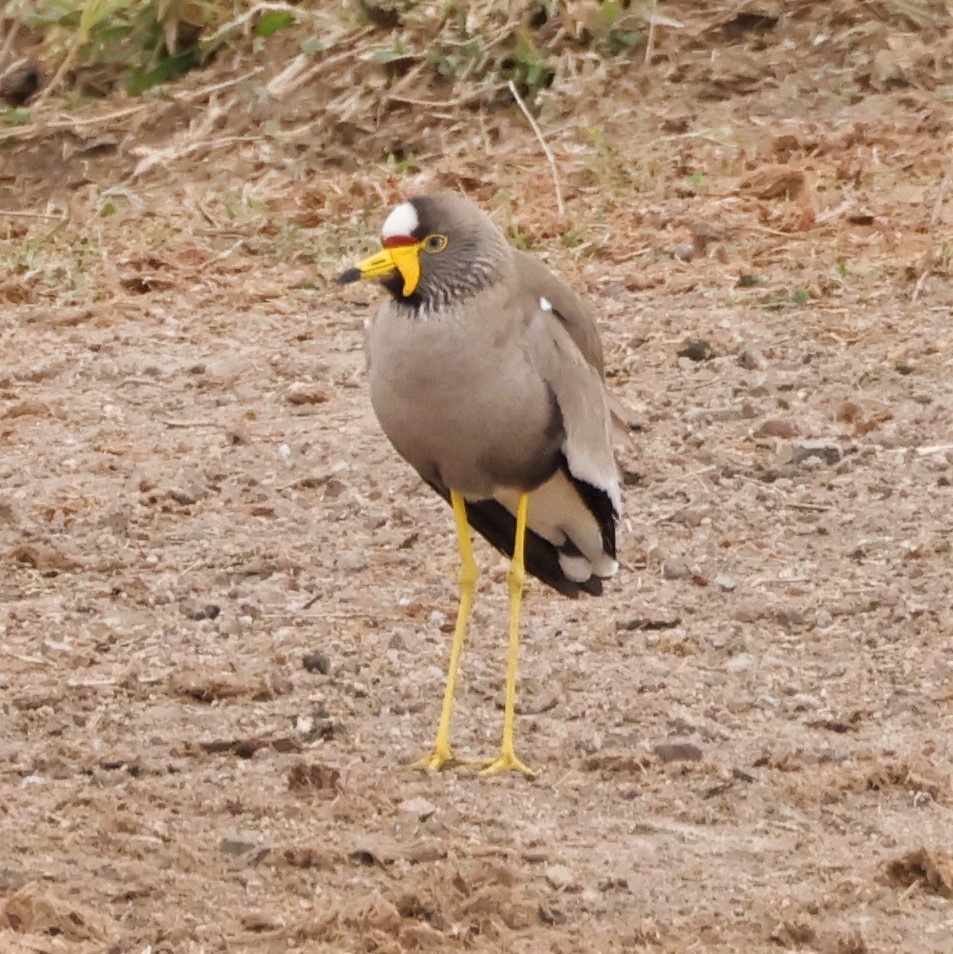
left=381, top=202, right=420, bottom=239
left=540, top=296, right=553, bottom=311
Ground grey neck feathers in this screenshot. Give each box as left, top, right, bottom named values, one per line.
left=400, top=236, right=511, bottom=315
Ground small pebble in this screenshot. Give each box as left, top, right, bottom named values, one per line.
left=286, top=382, right=330, bottom=405
left=181, top=601, right=220, bottom=621
left=835, top=401, right=864, bottom=423
left=677, top=338, right=716, bottom=362
left=783, top=440, right=842, bottom=466
left=669, top=507, right=704, bottom=528
left=398, top=797, right=437, bottom=820
left=755, top=418, right=799, bottom=439
left=217, top=617, right=243, bottom=637
left=775, top=607, right=808, bottom=629
left=219, top=832, right=259, bottom=857
left=662, top=560, right=693, bottom=581
left=655, top=738, right=704, bottom=763
left=544, top=864, right=576, bottom=891
left=302, top=652, right=331, bottom=675
left=737, top=348, right=767, bottom=369
left=295, top=709, right=335, bottom=741
left=287, top=763, right=340, bottom=791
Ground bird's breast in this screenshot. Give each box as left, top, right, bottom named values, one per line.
left=366, top=309, right=561, bottom=495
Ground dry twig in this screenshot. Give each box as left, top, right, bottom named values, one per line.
left=911, top=268, right=931, bottom=303
left=507, top=79, right=564, bottom=219
left=929, top=168, right=951, bottom=226
left=0, top=209, right=66, bottom=220
left=0, top=17, right=22, bottom=72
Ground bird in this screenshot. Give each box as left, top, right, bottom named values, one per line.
left=338, top=193, right=621, bottom=775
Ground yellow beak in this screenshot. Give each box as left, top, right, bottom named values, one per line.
left=338, top=242, right=423, bottom=297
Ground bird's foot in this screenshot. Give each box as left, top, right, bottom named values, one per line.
left=481, top=750, right=535, bottom=777
left=409, top=746, right=479, bottom=772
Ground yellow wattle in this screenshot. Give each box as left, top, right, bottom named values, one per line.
left=389, top=243, right=422, bottom=297
left=355, top=242, right=423, bottom=296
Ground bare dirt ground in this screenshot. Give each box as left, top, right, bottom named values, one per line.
left=2, top=4, right=953, bottom=952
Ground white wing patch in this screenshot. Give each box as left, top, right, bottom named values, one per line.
left=561, top=440, right=622, bottom=517
left=539, top=296, right=553, bottom=311
left=381, top=201, right=420, bottom=239
left=558, top=553, right=592, bottom=582
left=493, top=470, right=618, bottom=583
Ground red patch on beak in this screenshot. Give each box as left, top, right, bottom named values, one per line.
left=382, top=234, right=418, bottom=248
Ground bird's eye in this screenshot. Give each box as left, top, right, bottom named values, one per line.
left=423, top=233, right=448, bottom=253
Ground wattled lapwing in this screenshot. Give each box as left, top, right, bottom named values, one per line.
left=339, top=194, right=620, bottom=775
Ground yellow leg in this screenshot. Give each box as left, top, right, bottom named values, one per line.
left=482, top=493, right=535, bottom=777
left=410, top=491, right=479, bottom=771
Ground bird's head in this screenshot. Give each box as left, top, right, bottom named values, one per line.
left=338, top=194, right=509, bottom=308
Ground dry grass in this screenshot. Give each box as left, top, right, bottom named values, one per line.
left=2, top=2, right=953, bottom=952
left=2, top=1, right=952, bottom=275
